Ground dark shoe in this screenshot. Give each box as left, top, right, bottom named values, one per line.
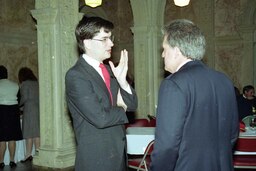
left=21, top=155, right=33, bottom=163
left=9, top=161, right=16, bottom=168
left=0, top=162, right=5, bottom=169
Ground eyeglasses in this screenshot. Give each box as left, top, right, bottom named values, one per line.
left=91, top=35, right=114, bottom=43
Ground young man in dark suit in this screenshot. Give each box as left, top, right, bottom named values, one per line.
left=65, top=16, right=137, bottom=171
left=150, top=19, right=239, bottom=171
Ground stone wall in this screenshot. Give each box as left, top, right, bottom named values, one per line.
left=1, top=0, right=255, bottom=92
left=164, top=0, right=255, bottom=91
left=0, top=0, right=37, bottom=82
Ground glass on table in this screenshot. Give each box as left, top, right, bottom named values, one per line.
left=249, top=117, right=256, bottom=130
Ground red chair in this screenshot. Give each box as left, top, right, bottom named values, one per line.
left=125, top=119, right=149, bottom=129
left=147, top=115, right=156, bottom=127
left=148, top=118, right=156, bottom=127
left=239, top=121, right=246, bottom=132
left=128, top=140, right=154, bottom=171
left=233, top=136, right=256, bottom=169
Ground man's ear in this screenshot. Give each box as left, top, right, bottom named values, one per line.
left=174, top=46, right=182, bottom=56
left=83, top=39, right=91, bottom=50
left=173, top=46, right=183, bottom=59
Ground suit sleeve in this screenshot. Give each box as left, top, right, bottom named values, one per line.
left=65, top=69, right=130, bottom=129
left=120, top=86, right=138, bottom=111
left=150, top=79, right=187, bottom=171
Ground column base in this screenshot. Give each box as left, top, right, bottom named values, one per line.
left=33, top=147, right=76, bottom=169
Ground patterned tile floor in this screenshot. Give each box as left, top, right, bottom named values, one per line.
left=0, top=161, right=137, bottom=171
left=0, top=161, right=254, bottom=171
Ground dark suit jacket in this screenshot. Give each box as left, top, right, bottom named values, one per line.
left=150, top=61, right=239, bottom=171
left=65, top=57, right=137, bottom=171
left=237, top=95, right=256, bottom=120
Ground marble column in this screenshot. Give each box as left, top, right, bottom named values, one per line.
left=130, top=0, right=166, bottom=118
left=238, top=0, right=256, bottom=86
left=30, top=0, right=79, bottom=168
left=239, top=25, right=256, bottom=86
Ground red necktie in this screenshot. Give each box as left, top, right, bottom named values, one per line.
left=99, top=63, right=113, bottom=104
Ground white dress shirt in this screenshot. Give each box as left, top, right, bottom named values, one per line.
left=82, top=54, right=132, bottom=94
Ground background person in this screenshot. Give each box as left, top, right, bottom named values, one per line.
left=65, top=16, right=137, bottom=171
left=0, top=65, right=22, bottom=168
left=150, top=19, right=239, bottom=171
left=18, top=67, right=40, bottom=162
left=237, top=85, right=256, bottom=120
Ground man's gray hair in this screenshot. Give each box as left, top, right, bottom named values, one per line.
left=162, top=19, right=206, bottom=60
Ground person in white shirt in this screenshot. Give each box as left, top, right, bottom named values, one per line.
left=0, top=65, right=23, bottom=168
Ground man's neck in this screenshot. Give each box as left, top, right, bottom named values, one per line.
left=176, top=58, right=193, bottom=72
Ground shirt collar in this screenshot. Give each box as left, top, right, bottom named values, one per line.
left=176, top=59, right=193, bottom=72
left=82, top=54, right=102, bottom=68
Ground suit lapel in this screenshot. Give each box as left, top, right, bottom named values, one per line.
left=77, top=57, right=113, bottom=102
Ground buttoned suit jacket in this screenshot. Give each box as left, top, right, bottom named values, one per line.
left=65, top=56, right=137, bottom=171
left=150, top=60, right=239, bottom=171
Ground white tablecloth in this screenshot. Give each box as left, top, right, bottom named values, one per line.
left=126, top=127, right=155, bottom=155
left=126, top=126, right=256, bottom=155
left=239, top=127, right=256, bottom=137
left=234, top=127, right=256, bottom=155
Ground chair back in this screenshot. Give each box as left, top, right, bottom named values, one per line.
left=144, top=140, right=154, bottom=155
left=148, top=118, right=156, bottom=127
left=128, top=140, right=154, bottom=171
left=137, top=140, right=154, bottom=170
left=125, top=119, right=149, bottom=129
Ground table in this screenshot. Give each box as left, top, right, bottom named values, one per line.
left=235, top=127, right=256, bottom=155
left=126, top=127, right=155, bottom=155
left=126, top=126, right=256, bottom=155
left=239, top=127, right=256, bottom=137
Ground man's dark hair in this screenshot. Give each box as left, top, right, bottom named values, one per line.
left=243, top=85, right=254, bottom=94
left=75, top=16, right=114, bottom=54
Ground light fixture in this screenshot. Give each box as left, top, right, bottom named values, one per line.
left=174, top=0, right=190, bottom=7
left=85, top=0, right=102, bottom=8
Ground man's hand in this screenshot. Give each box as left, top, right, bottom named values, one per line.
left=109, top=49, right=129, bottom=89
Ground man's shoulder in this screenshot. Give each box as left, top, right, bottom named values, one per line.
left=66, top=58, right=84, bottom=73
left=66, top=59, right=93, bottom=81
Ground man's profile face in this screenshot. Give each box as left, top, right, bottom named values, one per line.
left=86, top=28, right=114, bottom=62
left=161, top=36, right=179, bottom=73
left=245, top=89, right=255, bottom=100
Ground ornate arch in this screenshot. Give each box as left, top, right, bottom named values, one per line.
left=239, top=1, right=256, bottom=25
